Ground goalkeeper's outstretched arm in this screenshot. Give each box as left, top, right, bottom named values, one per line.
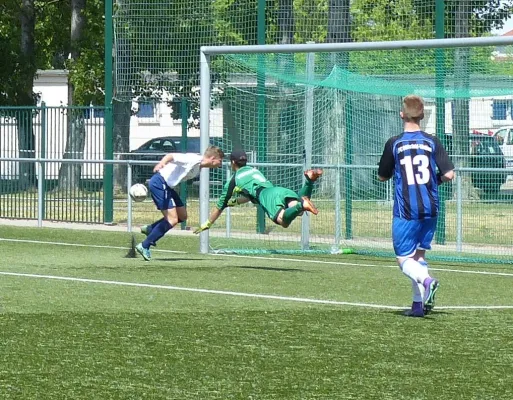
left=193, top=196, right=249, bottom=233
left=194, top=175, right=238, bottom=234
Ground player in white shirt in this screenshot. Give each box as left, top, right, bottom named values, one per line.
left=136, top=145, right=224, bottom=261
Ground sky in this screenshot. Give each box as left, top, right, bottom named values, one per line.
left=492, top=17, right=513, bottom=35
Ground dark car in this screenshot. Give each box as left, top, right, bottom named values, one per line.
left=446, top=133, right=507, bottom=194
left=128, top=137, right=179, bottom=184
left=167, top=136, right=201, bottom=153
left=468, top=134, right=507, bottom=194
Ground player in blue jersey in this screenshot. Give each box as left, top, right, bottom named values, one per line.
left=378, top=95, right=455, bottom=317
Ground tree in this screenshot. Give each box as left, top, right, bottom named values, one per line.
left=33, top=0, right=105, bottom=191
left=18, top=0, right=38, bottom=190
left=413, top=0, right=513, bottom=37
left=0, top=0, right=38, bottom=189
left=452, top=0, right=472, bottom=173
left=0, top=1, right=23, bottom=105
left=57, top=0, right=88, bottom=191
left=328, top=0, right=351, bottom=67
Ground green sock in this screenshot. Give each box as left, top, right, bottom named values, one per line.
left=298, top=180, right=314, bottom=198
left=282, top=202, right=303, bottom=225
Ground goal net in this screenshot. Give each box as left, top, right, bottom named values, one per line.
left=202, top=43, right=513, bottom=263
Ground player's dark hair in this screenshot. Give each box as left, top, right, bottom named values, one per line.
left=234, top=160, right=247, bottom=168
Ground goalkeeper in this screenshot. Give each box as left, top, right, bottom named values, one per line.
left=194, top=149, right=323, bottom=233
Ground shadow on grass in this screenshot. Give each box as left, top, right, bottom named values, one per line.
left=238, top=265, right=306, bottom=272
left=148, top=258, right=206, bottom=262
left=388, top=309, right=452, bottom=318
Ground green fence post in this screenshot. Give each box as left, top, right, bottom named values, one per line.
left=435, top=0, right=446, bottom=245
left=344, top=97, right=353, bottom=240
left=256, top=0, right=266, bottom=234
left=103, top=0, right=114, bottom=224
left=180, top=98, right=188, bottom=230
left=40, top=102, right=46, bottom=220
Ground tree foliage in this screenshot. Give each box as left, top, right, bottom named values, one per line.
left=35, top=0, right=105, bottom=105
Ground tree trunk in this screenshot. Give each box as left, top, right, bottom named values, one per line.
left=452, top=0, right=475, bottom=198
left=327, top=0, right=351, bottom=69
left=58, top=110, right=86, bottom=190
left=18, top=0, right=36, bottom=190
left=453, top=0, right=470, bottom=166
left=271, top=0, right=295, bottom=185
left=57, top=0, right=87, bottom=191
left=278, top=0, right=294, bottom=45
left=113, top=100, right=132, bottom=193
left=324, top=0, right=351, bottom=193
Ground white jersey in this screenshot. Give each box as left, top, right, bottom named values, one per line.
left=158, top=153, right=203, bottom=188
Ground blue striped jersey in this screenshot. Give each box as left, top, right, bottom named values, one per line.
left=378, top=131, right=454, bottom=220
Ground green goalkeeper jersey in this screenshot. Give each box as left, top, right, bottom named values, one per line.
left=216, top=166, right=274, bottom=210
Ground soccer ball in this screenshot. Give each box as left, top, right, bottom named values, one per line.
left=129, top=183, right=148, bottom=202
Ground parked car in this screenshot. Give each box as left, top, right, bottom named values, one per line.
left=446, top=133, right=507, bottom=194
left=167, top=136, right=201, bottom=153
left=167, top=136, right=226, bottom=154
left=128, top=137, right=178, bottom=184
left=468, top=134, right=507, bottom=194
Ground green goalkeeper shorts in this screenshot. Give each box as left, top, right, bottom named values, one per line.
left=258, top=186, right=300, bottom=222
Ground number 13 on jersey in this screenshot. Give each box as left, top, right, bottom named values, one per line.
left=400, top=155, right=430, bottom=185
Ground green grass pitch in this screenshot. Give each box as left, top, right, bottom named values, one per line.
left=0, top=225, right=512, bottom=399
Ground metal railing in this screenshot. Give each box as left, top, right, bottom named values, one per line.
left=1, top=157, right=512, bottom=258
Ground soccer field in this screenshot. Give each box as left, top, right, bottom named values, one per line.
left=1, top=225, right=512, bottom=399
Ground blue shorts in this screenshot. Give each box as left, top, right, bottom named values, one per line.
left=148, top=174, right=184, bottom=211
left=392, top=217, right=437, bottom=258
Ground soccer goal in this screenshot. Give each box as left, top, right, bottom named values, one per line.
left=198, top=36, right=513, bottom=263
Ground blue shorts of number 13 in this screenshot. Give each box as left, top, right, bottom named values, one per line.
left=392, top=217, right=437, bottom=257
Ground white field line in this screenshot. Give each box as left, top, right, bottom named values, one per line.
left=0, top=238, right=186, bottom=254
left=1, top=271, right=513, bottom=311
left=2, top=237, right=513, bottom=277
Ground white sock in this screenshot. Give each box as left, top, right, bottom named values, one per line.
left=411, top=280, right=425, bottom=302
left=400, top=258, right=430, bottom=284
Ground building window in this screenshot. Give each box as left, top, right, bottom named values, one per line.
left=84, top=107, right=105, bottom=119
left=94, top=108, right=105, bottom=119
left=492, top=100, right=509, bottom=120
left=137, top=103, right=155, bottom=118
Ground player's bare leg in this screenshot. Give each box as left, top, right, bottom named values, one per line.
left=304, top=168, right=323, bottom=183
left=301, top=197, right=318, bottom=215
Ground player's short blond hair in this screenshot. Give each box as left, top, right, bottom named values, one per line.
left=402, top=95, right=424, bottom=123
left=204, top=145, right=224, bottom=160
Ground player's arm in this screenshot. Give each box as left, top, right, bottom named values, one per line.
left=377, top=139, right=395, bottom=181
left=194, top=176, right=237, bottom=233
left=153, top=153, right=175, bottom=173
left=433, top=137, right=455, bottom=184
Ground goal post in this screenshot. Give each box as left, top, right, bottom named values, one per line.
left=199, top=36, right=513, bottom=262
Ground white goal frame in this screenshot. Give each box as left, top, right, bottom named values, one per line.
left=198, top=36, right=513, bottom=254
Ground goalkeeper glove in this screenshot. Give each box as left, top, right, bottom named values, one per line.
left=227, top=198, right=238, bottom=207
left=193, top=220, right=212, bottom=234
